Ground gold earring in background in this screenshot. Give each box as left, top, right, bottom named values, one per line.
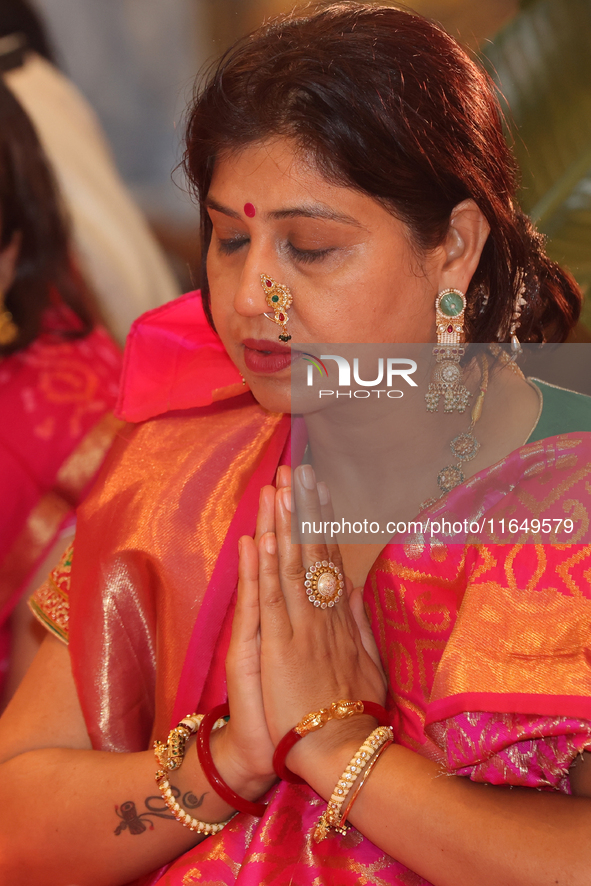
left=260, top=274, right=292, bottom=342
left=0, top=291, right=18, bottom=346
left=425, top=288, right=471, bottom=413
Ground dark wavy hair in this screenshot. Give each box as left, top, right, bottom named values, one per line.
left=0, top=79, right=93, bottom=355
left=184, top=1, right=581, bottom=343
left=0, top=0, right=57, bottom=64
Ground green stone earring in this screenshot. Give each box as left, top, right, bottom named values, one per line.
left=425, top=288, right=472, bottom=413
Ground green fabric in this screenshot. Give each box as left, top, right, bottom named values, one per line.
left=527, top=378, right=591, bottom=443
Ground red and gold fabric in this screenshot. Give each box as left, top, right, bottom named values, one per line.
left=29, top=543, right=72, bottom=643
left=0, top=310, right=122, bottom=689
left=30, top=293, right=591, bottom=885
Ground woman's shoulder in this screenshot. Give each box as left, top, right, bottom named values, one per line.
left=527, top=378, right=591, bottom=443
left=0, top=319, right=122, bottom=492
left=3, top=308, right=122, bottom=383
left=115, top=291, right=246, bottom=423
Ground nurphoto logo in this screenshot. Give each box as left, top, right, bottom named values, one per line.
left=303, top=353, right=418, bottom=398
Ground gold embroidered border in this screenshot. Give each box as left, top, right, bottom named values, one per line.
left=53, top=412, right=125, bottom=504
left=0, top=412, right=123, bottom=612
left=29, top=573, right=70, bottom=644
left=431, top=572, right=591, bottom=701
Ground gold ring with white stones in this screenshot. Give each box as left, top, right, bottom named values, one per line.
left=304, top=561, right=344, bottom=609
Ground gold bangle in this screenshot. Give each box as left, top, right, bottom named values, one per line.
left=153, top=713, right=204, bottom=772
left=295, top=699, right=365, bottom=737
left=325, top=728, right=393, bottom=829
left=153, top=713, right=226, bottom=772
left=155, top=770, right=235, bottom=834
left=337, top=738, right=393, bottom=829
left=313, top=726, right=394, bottom=843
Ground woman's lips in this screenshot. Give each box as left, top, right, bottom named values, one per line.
left=242, top=339, right=299, bottom=374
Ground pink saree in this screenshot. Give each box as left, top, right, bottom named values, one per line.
left=0, top=307, right=122, bottom=689
left=32, top=293, right=591, bottom=886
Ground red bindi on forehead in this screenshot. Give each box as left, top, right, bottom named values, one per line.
left=244, top=202, right=256, bottom=217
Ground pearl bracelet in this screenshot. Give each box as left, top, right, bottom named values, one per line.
left=154, top=711, right=231, bottom=835
left=336, top=737, right=393, bottom=829
left=155, top=769, right=235, bottom=835
left=313, top=725, right=394, bottom=843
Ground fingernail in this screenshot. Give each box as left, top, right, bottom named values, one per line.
left=282, top=487, right=292, bottom=512
left=264, top=532, right=276, bottom=554
left=300, top=464, right=315, bottom=490
left=238, top=537, right=243, bottom=555
left=317, top=482, right=330, bottom=506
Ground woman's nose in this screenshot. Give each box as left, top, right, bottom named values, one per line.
left=233, top=242, right=283, bottom=318
left=233, top=268, right=269, bottom=317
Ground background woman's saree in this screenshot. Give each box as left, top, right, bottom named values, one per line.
left=33, top=295, right=591, bottom=885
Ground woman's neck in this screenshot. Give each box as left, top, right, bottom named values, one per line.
left=301, top=358, right=541, bottom=588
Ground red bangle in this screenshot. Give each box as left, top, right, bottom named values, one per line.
left=273, top=700, right=390, bottom=784
left=196, top=703, right=267, bottom=818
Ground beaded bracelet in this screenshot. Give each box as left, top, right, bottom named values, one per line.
left=313, top=725, right=394, bottom=843
left=196, top=703, right=267, bottom=818
left=153, top=711, right=229, bottom=835
left=336, top=737, right=393, bottom=830
left=155, top=769, right=235, bottom=835
left=273, top=699, right=390, bottom=784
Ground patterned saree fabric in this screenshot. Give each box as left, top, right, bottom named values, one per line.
left=367, top=543, right=591, bottom=793
left=31, top=293, right=591, bottom=885
left=0, top=311, right=122, bottom=689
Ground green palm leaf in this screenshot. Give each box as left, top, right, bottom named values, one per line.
left=480, top=0, right=591, bottom=328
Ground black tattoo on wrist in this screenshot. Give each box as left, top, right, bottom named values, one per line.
left=114, top=786, right=208, bottom=835
left=182, top=789, right=207, bottom=811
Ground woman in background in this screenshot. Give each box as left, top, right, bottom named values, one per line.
left=0, top=79, right=122, bottom=702
left=0, top=0, right=181, bottom=344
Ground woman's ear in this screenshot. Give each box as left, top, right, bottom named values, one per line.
left=437, top=200, right=490, bottom=294
left=0, top=232, right=22, bottom=294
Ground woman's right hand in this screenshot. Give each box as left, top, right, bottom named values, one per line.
left=215, top=482, right=283, bottom=801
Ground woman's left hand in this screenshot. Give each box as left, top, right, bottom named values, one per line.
left=254, top=464, right=387, bottom=774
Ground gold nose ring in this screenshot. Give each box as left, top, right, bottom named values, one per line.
left=260, top=274, right=292, bottom=342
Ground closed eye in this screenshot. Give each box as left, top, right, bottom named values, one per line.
left=216, top=238, right=335, bottom=263
left=286, top=244, right=336, bottom=263
left=217, top=237, right=249, bottom=255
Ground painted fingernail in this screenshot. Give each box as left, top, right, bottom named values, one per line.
left=282, top=487, right=292, bottom=512
left=264, top=532, right=276, bottom=554
left=317, top=482, right=330, bottom=506
left=300, top=464, right=316, bottom=490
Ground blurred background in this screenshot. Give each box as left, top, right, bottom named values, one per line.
left=13, top=0, right=591, bottom=333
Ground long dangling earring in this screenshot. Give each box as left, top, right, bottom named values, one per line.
left=425, top=288, right=471, bottom=413
left=509, top=274, right=528, bottom=355
left=496, top=271, right=532, bottom=356
left=0, top=291, right=18, bottom=346
left=260, top=274, right=292, bottom=342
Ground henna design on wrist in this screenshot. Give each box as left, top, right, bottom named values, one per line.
left=114, top=786, right=208, bottom=835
